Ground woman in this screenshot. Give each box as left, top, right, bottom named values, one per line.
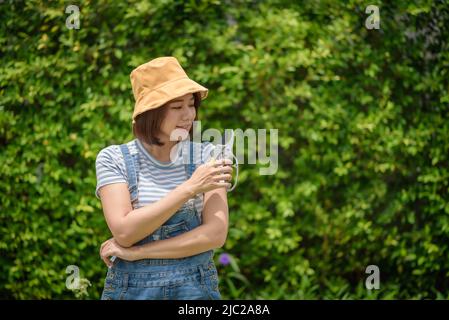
left=95, top=57, right=233, bottom=300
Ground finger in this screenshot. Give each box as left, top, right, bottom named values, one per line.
left=212, top=166, right=233, bottom=176
left=215, top=164, right=233, bottom=172
left=221, top=166, right=233, bottom=173
left=104, top=248, right=115, bottom=267
left=220, top=173, right=232, bottom=181
left=101, top=242, right=112, bottom=259
left=213, top=159, right=232, bottom=167
left=100, top=240, right=108, bottom=255
left=213, top=174, right=232, bottom=182
left=100, top=244, right=105, bottom=257
left=100, top=241, right=109, bottom=254
left=101, top=250, right=112, bottom=267
left=100, top=238, right=113, bottom=252
left=214, top=182, right=232, bottom=189
left=102, top=256, right=110, bottom=268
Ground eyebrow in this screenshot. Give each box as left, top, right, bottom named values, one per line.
left=171, top=97, right=195, bottom=103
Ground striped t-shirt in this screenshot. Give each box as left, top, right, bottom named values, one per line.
left=95, top=138, right=216, bottom=215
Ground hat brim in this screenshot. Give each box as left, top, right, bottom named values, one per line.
left=132, top=77, right=208, bottom=121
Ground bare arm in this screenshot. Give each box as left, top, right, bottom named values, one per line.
left=98, top=159, right=232, bottom=248
left=99, top=182, right=194, bottom=247
left=128, top=187, right=229, bottom=259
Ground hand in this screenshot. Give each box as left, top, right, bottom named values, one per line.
left=99, top=238, right=137, bottom=267
left=184, top=158, right=233, bottom=195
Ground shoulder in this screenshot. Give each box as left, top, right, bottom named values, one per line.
left=96, top=145, right=122, bottom=163
left=96, top=140, right=139, bottom=161
left=95, top=143, right=130, bottom=182
left=96, top=142, right=138, bottom=171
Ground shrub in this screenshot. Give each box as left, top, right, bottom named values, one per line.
left=1, top=0, right=448, bottom=299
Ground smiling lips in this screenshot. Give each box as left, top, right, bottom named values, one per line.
left=176, top=125, right=191, bottom=130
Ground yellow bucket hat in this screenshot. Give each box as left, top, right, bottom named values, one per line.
left=130, top=56, right=209, bottom=124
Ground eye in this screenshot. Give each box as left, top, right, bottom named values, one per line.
left=172, top=106, right=182, bottom=109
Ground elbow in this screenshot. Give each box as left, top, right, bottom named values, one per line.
left=114, top=232, right=134, bottom=248
left=207, top=223, right=228, bottom=249
left=214, top=231, right=228, bottom=248
left=216, top=240, right=226, bottom=249
left=111, top=220, right=135, bottom=248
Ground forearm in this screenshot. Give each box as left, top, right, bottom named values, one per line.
left=117, top=182, right=195, bottom=247
left=130, top=224, right=225, bottom=259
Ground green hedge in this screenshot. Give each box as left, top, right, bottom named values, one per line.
left=1, top=0, right=448, bottom=299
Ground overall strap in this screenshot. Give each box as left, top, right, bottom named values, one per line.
left=184, top=141, right=204, bottom=224
left=185, top=141, right=203, bottom=179
left=119, top=143, right=139, bottom=204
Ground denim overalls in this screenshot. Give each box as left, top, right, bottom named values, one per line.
left=100, top=140, right=221, bottom=300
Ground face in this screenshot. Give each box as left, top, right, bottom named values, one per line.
left=158, top=93, right=196, bottom=145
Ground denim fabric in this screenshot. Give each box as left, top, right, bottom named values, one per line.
left=100, top=140, right=221, bottom=300
left=101, top=259, right=221, bottom=300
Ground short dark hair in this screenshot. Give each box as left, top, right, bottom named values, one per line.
left=132, top=92, right=202, bottom=146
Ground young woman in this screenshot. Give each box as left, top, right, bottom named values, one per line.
left=95, top=57, right=233, bottom=300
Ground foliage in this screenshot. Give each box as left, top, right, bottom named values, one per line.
left=1, top=0, right=448, bottom=299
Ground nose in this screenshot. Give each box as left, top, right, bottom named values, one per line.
left=182, top=104, right=195, bottom=121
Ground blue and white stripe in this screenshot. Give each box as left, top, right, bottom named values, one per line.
left=95, top=139, right=216, bottom=214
